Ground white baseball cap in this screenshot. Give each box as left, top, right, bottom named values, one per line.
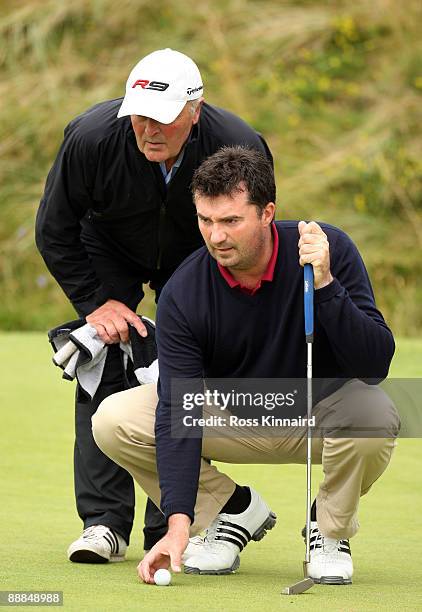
left=117, top=49, right=204, bottom=124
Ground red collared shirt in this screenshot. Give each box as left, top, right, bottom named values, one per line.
left=217, top=222, right=279, bottom=295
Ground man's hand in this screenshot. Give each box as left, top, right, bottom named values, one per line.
left=86, top=299, right=147, bottom=344
left=137, top=514, right=190, bottom=584
left=298, top=221, right=333, bottom=290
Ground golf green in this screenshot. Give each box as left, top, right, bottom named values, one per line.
left=0, top=334, right=420, bottom=611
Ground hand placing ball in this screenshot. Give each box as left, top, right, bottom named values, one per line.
left=154, top=568, right=172, bottom=586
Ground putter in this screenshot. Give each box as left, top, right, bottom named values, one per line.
left=281, top=263, right=315, bottom=596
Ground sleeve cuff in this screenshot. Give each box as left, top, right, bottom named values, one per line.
left=163, top=504, right=195, bottom=525
left=72, top=284, right=112, bottom=317
left=314, top=277, right=343, bottom=304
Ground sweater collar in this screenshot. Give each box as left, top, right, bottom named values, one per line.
left=217, top=222, right=279, bottom=295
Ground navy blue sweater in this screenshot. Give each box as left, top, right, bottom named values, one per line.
left=155, top=221, right=394, bottom=522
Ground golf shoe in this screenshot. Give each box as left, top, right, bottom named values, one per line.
left=305, top=521, right=353, bottom=584
left=68, top=525, right=127, bottom=563
left=184, top=488, right=276, bottom=574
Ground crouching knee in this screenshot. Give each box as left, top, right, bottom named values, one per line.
left=92, top=395, right=122, bottom=459
left=351, top=392, right=400, bottom=458
left=339, top=382, right=400, bottom=441
left=351, top=434, right=395, bottom=459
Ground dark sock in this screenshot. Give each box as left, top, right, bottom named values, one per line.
left=311, top=499, right=317, bottom=521
left=221, top=485, right=251, bottom=515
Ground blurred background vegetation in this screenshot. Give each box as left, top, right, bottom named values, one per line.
left=0, top=0, right=421, bottom=334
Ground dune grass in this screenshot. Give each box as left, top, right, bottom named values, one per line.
left=0, top=332, right=420, bottom=610
left=0, top=0, right=421, bottom=333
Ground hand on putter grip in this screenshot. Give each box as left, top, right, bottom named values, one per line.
left=137, top=516, right=190, bottom=584
left=86, top=299, right=147, bottom=344
left=298, top=221, right=333, bottom=290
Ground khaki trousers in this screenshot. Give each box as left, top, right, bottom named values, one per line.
left=92, top=379, right=399, bottom=540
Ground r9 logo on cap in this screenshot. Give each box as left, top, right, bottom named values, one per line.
left=132, top=80, right=169, bottom=91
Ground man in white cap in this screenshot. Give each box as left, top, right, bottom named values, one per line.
left=36, top=48, right=272, bottom=564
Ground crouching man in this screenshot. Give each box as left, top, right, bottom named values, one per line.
left=92, top=146, right=399, bottom=584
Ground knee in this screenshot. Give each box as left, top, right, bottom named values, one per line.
left=92, top=395, right=122, bottom=458
left=351, top=386, right=399, bottom=458
left=351, top=435, right=396, bottom=459
left=345, top=383, right=400, bottom=438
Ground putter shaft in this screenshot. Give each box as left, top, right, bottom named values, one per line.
left=281, top=264, right=315, bottom=597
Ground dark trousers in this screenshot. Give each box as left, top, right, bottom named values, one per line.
left=74, top=323, right=167, bottom=548
left=71, top=234, right=172, bottom=548
left=75, top=345, right=167, bottom=547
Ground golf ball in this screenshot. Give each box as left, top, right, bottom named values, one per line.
left=154, top=568, right=171, bottom=586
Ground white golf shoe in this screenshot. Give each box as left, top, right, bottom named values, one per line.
left=306, top=521, right=353, bottom=584
left=67, top=525, right=127, bottom=563
left=181, top=535, right=205, bottom=563
left=184, top=488, right=276, bottom=575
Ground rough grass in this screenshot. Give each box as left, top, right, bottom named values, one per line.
left=0, top=0, right=421, bottom=333
left=0, top=332, right=421, bottom=610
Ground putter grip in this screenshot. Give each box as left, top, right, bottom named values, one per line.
left=304, top=264, right=314, bottom=343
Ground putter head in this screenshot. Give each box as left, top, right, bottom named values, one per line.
left=281, top=577, right=314, bottom=595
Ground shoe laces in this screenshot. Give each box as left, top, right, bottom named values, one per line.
left=82, top=525, right=110, bottom=541
left=204, top=517, right=219, bottom=543
left=321, top=535, right=342, bottom=554
left=311, top=526, right=350, bottom=554
left=204, top=512, right=232, bottom=544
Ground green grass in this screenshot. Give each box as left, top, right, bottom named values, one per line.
left=0, top=333, right=421, bottom=611
left=389, top=337, right=422, bottom=377
left=0, top=0, right=421, bottom=333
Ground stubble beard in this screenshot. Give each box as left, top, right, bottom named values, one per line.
left=214, top=229, right=267, bottom=271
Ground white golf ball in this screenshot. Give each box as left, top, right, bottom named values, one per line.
left=154, top=568, right=172, bottom=586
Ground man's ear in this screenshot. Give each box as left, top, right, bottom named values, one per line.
left=192, top=98, right=204, bottom=125
left=262, top=202, right=276, bottom=225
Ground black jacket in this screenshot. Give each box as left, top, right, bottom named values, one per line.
left=36, top=99, right=272, bottom=315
